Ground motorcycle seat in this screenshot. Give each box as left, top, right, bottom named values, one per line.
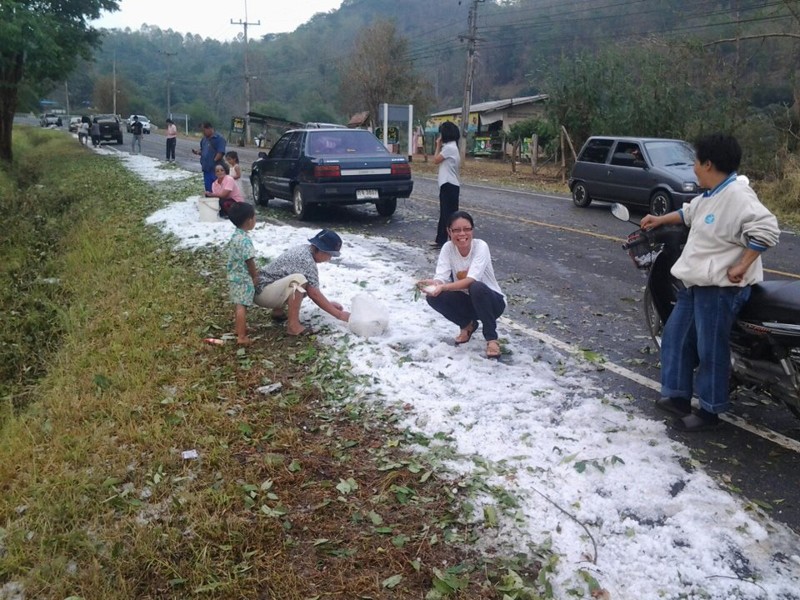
left=739, top=280, right=800, bottom=324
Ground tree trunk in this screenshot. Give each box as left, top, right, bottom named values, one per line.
left=0, top=53, right=24, bottom=163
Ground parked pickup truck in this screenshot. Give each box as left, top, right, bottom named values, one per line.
left=92, top=114, right=124, bottom=145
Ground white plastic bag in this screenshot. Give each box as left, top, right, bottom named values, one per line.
left=348, top=293, right=389, bottom=338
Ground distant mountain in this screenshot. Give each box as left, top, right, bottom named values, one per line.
left=52, top=0, right=795, bottom=131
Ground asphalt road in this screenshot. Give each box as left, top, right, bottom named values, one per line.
left=39, top=121, right=800, bottom=535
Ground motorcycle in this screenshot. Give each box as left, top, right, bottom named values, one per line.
left=612, top=203, right=800, bottom=419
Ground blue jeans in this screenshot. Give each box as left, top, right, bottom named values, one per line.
left=661, top=285, right=751, bottom=414
left=131, top=135, right=142, bottom=154
left=426, top=281, right=505, bottom=341
left=203, top=171, right=216, bottom=192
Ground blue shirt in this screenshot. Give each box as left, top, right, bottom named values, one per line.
left=200, top=132, right=226, bottom=173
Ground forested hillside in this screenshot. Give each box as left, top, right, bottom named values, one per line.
left=34, top=0, right=800, bottom=175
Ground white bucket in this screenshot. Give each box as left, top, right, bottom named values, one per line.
left=197, top=197, right=222, bottom=222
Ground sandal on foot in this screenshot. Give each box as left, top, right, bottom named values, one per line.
left=486, top=340, right=501, bottom=359
left=454, top=321, right=478, bottom=346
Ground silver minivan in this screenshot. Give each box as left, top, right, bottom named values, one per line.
left=569, top=136, right=702, bottom=215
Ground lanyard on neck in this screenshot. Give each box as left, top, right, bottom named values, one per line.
left=703, top=172, right=737, bottom=198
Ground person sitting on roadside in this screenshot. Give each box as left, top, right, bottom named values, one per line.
left=417, top=210, right=506, bottom=359
left=204, top=164, right=244, bottom=217
left=254, top=229, right=350, bottom=336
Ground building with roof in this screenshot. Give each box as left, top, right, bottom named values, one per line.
left=427, top=94, right=548, bottom=156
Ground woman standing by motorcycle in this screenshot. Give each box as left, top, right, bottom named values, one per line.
left=640, top=133, right=780, bottom=432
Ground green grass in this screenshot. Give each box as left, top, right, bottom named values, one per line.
left=0, top=128, right=555, bottom=599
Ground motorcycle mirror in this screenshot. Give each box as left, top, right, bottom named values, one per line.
left=611, top=203, right=637, bottom=225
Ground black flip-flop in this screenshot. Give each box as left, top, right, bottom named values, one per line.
left=271, top=312, right=288, bottom=322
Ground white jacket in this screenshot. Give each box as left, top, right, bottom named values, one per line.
left=671, top=178, right=780, bottom=287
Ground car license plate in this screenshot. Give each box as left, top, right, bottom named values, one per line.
left=356, top=189, right=379, bottom=200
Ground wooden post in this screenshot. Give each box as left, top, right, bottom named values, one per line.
left=531, top=133, right=538, bottom=174
left=561, top=125, right=578, bottom=161
left=511, top=139, right=517, bottom=173
left=561, top=130, right=566, bottom=183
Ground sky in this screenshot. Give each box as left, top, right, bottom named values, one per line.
left=90, top=147, right=800, bottom=599
left=93, top=0, right=345, bottom=41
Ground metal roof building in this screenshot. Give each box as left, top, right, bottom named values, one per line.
left=428, top=94, right=548, bottom=134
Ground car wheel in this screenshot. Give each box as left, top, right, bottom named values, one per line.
left=572, top=182, right=592, bottom=207
left=116, top=136, right=123, bottom=145
left=649, top=191, right=672, bottom=216
left=292, top=186, right=311, bottom=220
left=375, top=197, right=397, bottom=217
left=252, top=179, right=270, bottom=207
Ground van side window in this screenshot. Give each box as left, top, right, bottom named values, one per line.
left=611, top=142, right=645, bottom=167
left=578, top=139, right=613, bottom=163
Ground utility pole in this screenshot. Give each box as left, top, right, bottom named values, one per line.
left=232, top=1, right=260, bottom=146
left=162, top=50, right=177, bottom=120
left=112, top=51, right=117, bottom=116
left=458, top=0, right=483, bottom=161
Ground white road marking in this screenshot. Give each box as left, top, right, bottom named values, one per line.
left=501, top=316, right=800, bottom=453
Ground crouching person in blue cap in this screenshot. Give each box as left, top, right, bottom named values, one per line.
left=254, top=229, right=350, bottom=336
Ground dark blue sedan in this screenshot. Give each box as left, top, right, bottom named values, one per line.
left=250, top=128, right=414, bottom=219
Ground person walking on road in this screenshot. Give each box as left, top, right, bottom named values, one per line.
left=192, top=121, right=227, bottom=192
left=130, top=116, right=144, bottom=154
left=90, top=119, right=101, bottom=147
left=78, top=120, right=89, bottom=145
left=165, top=118, right=178, bottom=162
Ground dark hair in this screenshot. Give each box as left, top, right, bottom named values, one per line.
left=447, top=210, right=473, bottom=228
left=225, top=151, right=239, bottom=162
left=694, top=133, right=741, bottom=174
left=439, top=121, right=460, bottom=144
left=201, top=121, right=214, bottom=129
left=228, top=202, right=255, bottom=226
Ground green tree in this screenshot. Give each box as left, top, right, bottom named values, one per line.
left=337, top=20, right=431, bottom=124
left=0, top=0, right=118, bottom=161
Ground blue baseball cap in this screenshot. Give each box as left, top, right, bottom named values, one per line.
left=308, top=229, right=342, bottom=256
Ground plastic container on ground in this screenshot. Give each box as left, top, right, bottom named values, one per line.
left=197, top=197, right=222, bottom=222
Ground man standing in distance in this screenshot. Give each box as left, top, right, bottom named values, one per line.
left=130, top=116, right=143, bottom=154
left=192, top=122, right=227, bottom=192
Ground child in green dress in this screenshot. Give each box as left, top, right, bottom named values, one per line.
left=226, top=203, right=258, bottom=344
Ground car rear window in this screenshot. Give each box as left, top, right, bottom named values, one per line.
left=307, top=131, right=388, bottom=155
left=578, top=139, right=614, bottom=163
